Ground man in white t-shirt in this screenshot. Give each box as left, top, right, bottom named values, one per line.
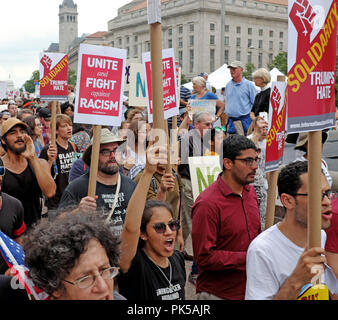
left=245, top=161, right=338, bottom=300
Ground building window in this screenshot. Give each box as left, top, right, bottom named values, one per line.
left=210, top=49, right=215, bottom=72
left=224, top=36, right=229, bottom=46
left=236, top=38, right=241, bottom=47
left=258, top=39, right=263, bottom=49
left=248, top=28, right=252, bottom=35
left=259, top=29, right=263, bottom=36
left=178, top=37, right=183, bottom=48
left=258, top=52, right=263, bottom=68
left=126, top=47, right=130, bottom=57
left=269, top=41, right=273, bottom=50
left=280, top=31, right=283, bottom=38
left=225, top=25, right=229, bottom=32
left=118, top=38, right=122, bottom=46
left=210, top=35, right=215, bottom=45
left=236, top=51, right=241, bottom=61
left=248, top=51, right=252, bottom=64
left=134, top=35, right=138, bottom=42
left=168, top=28, right=172, bottom=36
left=178, top=25, right=183, bottom=34
left=134, top=45, right=138, bottom=56
left=269, top=53, right=273, bottom=64
left=224, top=50, right=229, bottom=64
left=146, top=42, right=150, bottom=51
left=189, top=35, right=194, bottom=46
left=269, top=30, right=274, bottom=37
left=248, top=39, right=252, bottom=48
left=168, top=39, right=172, bottom=48
left=189, top=23, right=194, bottom=32
left=210, top=23, right=215, bottom=31
left=236, top=26, right=241, bottom=34
left=178, top=50, right=183, bottom=67
left=279, top=41, right=283, bottom=50
left=189, top=49, right=194, bottom=73
left=126, top=36, right=129, bottom=44
left=111, top=41, right=114, bottom=47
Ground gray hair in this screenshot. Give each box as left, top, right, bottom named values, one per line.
left=192, top=76, right=206, bottom=88
left=192, top=111, right=213, bottom=124
left=252, top=68, right=271, bottom=83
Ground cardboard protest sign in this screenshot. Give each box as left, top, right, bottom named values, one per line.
left=142, top=48, right=179, bottom=123
left=188, top=99, right=216, bottom=116
left=74, top=44, right=127, bottom=126
left=188, top=156, right=222, bottom=201
left=287, top=0, right=337, bottom=133
left=265, top=81, right=287, bottom=172
left=147, top=0, right=161, bottom=24
left=128, top=63, right=147, bottom=107
left=39, top=52, right=68, bottom=101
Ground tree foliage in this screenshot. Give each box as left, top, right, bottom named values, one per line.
left=267, top=51, right=287, bottom=75
left=243, top=63, right=256, bottom=81
left=24, top=70, right=40, bottom=93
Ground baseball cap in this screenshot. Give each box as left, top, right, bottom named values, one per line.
left=38, top=107, right=51, bottom=119
left=1, top=117, right=28, bottom=137
left=228, top=60, right=245, bottom=69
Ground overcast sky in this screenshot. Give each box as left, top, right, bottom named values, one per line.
left=0, top=0, right=131, bottom=88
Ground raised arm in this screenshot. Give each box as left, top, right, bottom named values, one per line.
left=119, top=145, right=167, bottom=273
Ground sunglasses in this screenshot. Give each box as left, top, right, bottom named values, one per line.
left=215, top=126, right=226, bottom=133
left=153, top=220, right=180, bottom=234
left=0, top=166, right=5, bottom=176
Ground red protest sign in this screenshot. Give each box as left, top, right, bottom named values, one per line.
left=39, top=53, right=68, bottom=101
left=265, top=82, right=287, bottom=172
left=74, top=44, right=127, bottom=126
left=142, top=48, right=179, bottom=123
left=287, top=0, right=337, bottom=133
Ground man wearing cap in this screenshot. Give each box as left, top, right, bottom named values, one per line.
left=58, top=128, right=136, bottom=236
left=38, top=107, right=52, bottom=145
left=0, top=118, right=56, bottom=229
left=224, top=61, right=257, bottom=136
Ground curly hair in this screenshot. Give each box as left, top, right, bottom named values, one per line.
left=23, top=211, right=120, bottom=296
left=277, top=161, right=308, bottom=197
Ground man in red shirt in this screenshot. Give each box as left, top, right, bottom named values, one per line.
left=191, top=134, right=261, bottom=300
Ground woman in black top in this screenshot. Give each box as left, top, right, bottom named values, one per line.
left=118, top=145, right=186, bottom=300
left=250, top=68, right=271, bottom=120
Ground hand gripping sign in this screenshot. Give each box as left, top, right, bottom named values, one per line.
left=74, top=44, right=127, bottom=127
left=39, top=52, right=68, bottom=101
left=287, top=0, right=338, bottom=133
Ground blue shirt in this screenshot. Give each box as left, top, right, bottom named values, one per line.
left=225, top=77, right=257, bottom=118
left=191, top=91, right=218, bottom=100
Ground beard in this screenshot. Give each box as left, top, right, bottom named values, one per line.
left=4, top=138, right=26, bottom=155
left=98, top=160, right=119, bottom=175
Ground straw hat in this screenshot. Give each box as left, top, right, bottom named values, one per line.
left=1, top=117, right=28, bottom=138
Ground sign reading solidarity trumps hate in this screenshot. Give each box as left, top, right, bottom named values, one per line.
left=265, top=82, right=287, bottom=172
left=142, top=48, right=179, bottom=123
left=39, top=52, right=68, bottom=101
left=74, top=44, right=126, bottom=126
left=287, top=0, right=338, bottom=133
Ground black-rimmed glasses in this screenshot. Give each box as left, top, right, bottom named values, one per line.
left=63, top=266, right=119, bottom=289
left=291, top=190, right=337, bottom=201
left=234, top=157, right=259, bottom=166
left=99, top=148, right=119, bottom=157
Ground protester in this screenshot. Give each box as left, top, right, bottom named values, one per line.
left=126, top=109, right=144, bottom=122
left=37, top=107, right=52, bottom=145
left=191, top=134, right=261, bottom=300
left=1, top=118, right=56, bottom=228
left=178, top=111, right=213, bottom=260
left=23, top=211, right=122, bottom=300
left=0, top=158, right=26, bottom=274
left=0, top=111, right=11, bottom=126
left=224, top=61, right=257, bottom=136
left=190, top=76, right=224, bottom=121
left=67, top=84, right=76, bottom=104
left=15, top=97, right=24, bottom=109
left=60, top=101, right=74, bottom=117
left=250, top=68, right=271, bottom=120
left=245, top=161, right=338, bottom=299
left=22, top=115, right=44, bottom=157
left=39, top=114, right=75, bottom=220
left=7, top=101, right=17, bottom=118
left=17, top=109, right=34, bottom=121
left=294, top=131, right=333, bottom=187
left=68, top=157, right=90, bottom=182
left=204, top=126, right=226, bottom=156
left=58, top=128, right=136, bottom=236
left=118, top=145, right=186, bottom=300
left=69, top=119, right=91, bottom=154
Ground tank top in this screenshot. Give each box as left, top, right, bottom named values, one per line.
left=2, top=164, right=42, bottom=229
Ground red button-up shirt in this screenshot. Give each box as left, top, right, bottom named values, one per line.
left=191, top=174, right=261, bottom=300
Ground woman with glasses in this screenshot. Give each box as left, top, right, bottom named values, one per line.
left=119, top=145, right=186, bottom=300
left=22, top=115, right=45, bottom=157
left=23, top=211, right=122, bottom=300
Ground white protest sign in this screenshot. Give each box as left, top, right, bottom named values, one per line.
left=128, top=63, right=147, bottom=107
left=74, top=44, right=127, bottom=126
left=188, top=156, right=222, bottom=201
left=189, top=99, right=216, bottom=115
left=0, top=81, right=7, bottom=99
left=147, top=0, right=161, bottom=24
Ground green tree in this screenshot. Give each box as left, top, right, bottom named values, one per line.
left=68, top=68, right=77, bottom=86
left=24, top=70, right=40, bottom=93
left=243, top=63, right=256, bottom=81
left=180, top=73, right=189, bottom=85
left=268, top=51, right=287, bottom=75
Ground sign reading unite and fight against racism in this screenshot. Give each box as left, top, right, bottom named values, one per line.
left=74, top=44, right=126, bottom=126
left=39, top=52, right=68, bottom=101
left=265, top=82, right=288, bottom=172
left=142, top=48, right=179, bottom=123
left=287, top=0, right=338, bottom=133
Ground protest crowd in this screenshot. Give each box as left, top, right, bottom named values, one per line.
left=0, top=60, right=338, bottom=302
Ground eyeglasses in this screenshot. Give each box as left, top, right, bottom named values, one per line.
left=99, top=148, right=118, bottom=157
left=153, top=220, right=180, bottom=234
left=234, top=157, right=259, bottom=166
left=63, top=266, right=119, bottom=289
left=291, top=190, right=337, bottom=201
left=215, top=126, right=226, bottom=133
left=0, top=166, right=5, bottom=176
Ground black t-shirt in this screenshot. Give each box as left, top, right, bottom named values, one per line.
left=2, top=164, right=42, bottom=228
left=58, top=173, right=136, bottom=236
left=0, top=193, right=25, bottom=274
left=39, top=141, right=75, bottom=210
left=251, top=87, right=271, bottom=117
left=118, top=249, right=186, bottom=300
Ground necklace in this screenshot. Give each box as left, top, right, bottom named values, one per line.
left=146, top=254, right=174, bottom=289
